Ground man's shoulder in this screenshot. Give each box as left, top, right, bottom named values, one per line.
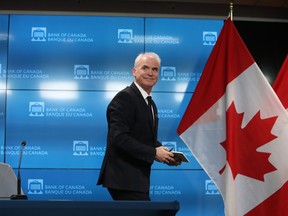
left=122, top=83, right=140, bottom=96
left=113, top=85, right=134, bottom=99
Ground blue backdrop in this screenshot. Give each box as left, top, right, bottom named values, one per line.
left=0, top=14, right=224, bottom=216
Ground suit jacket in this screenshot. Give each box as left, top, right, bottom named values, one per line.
left=97, top=82, right=161, bottom=193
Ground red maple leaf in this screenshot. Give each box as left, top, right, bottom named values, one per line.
left=219, top=101, right=278, bottom=181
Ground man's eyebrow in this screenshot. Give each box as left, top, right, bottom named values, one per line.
left=141, top=65, right=149, bottom=69
left=141, top=65, right=159, bottom=70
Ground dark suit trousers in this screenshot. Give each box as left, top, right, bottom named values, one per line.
left=107, top=188, right=150, bottom=201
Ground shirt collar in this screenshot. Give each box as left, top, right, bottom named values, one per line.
left=134, top=81, right=151, bottom=100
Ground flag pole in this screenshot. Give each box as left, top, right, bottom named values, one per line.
left=229, top=1, right=234, bottom=21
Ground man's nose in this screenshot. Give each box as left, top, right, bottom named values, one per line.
left=147, top=69, right=154, bottom=75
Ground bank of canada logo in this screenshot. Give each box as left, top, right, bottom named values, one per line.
left=162, top=141, right=177, bottom=151
left=28, top=179, right=44, bottom=194
left=74, top=65, right=90, bottom=79
left=161, top=67, right=176, bottom=81
left=31, top=27, right=47, bottom=42
left=203, top=31, right=217, bottom=45
left=73, top=141, right=89, bottom=156
left=205, top=180, right=220, bottom=195
left=118, top=29, right=133, bottom=43
left=29, top=102, right=45, bottom=117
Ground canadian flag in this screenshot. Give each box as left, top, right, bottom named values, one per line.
left=177, top=18, right=288, bottom=216
left=273, top=54, right=288, bottom=108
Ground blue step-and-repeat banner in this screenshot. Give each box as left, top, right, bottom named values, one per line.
left=0, top=14, right=224, bottom=216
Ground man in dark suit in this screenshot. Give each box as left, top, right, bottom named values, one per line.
left=97, top=52, right=181, bottom=201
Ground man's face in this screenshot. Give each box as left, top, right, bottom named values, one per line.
left=132, top=55, right=159, bottom=93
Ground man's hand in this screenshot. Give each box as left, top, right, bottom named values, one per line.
left=155, top=146, right=182, bottom=166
